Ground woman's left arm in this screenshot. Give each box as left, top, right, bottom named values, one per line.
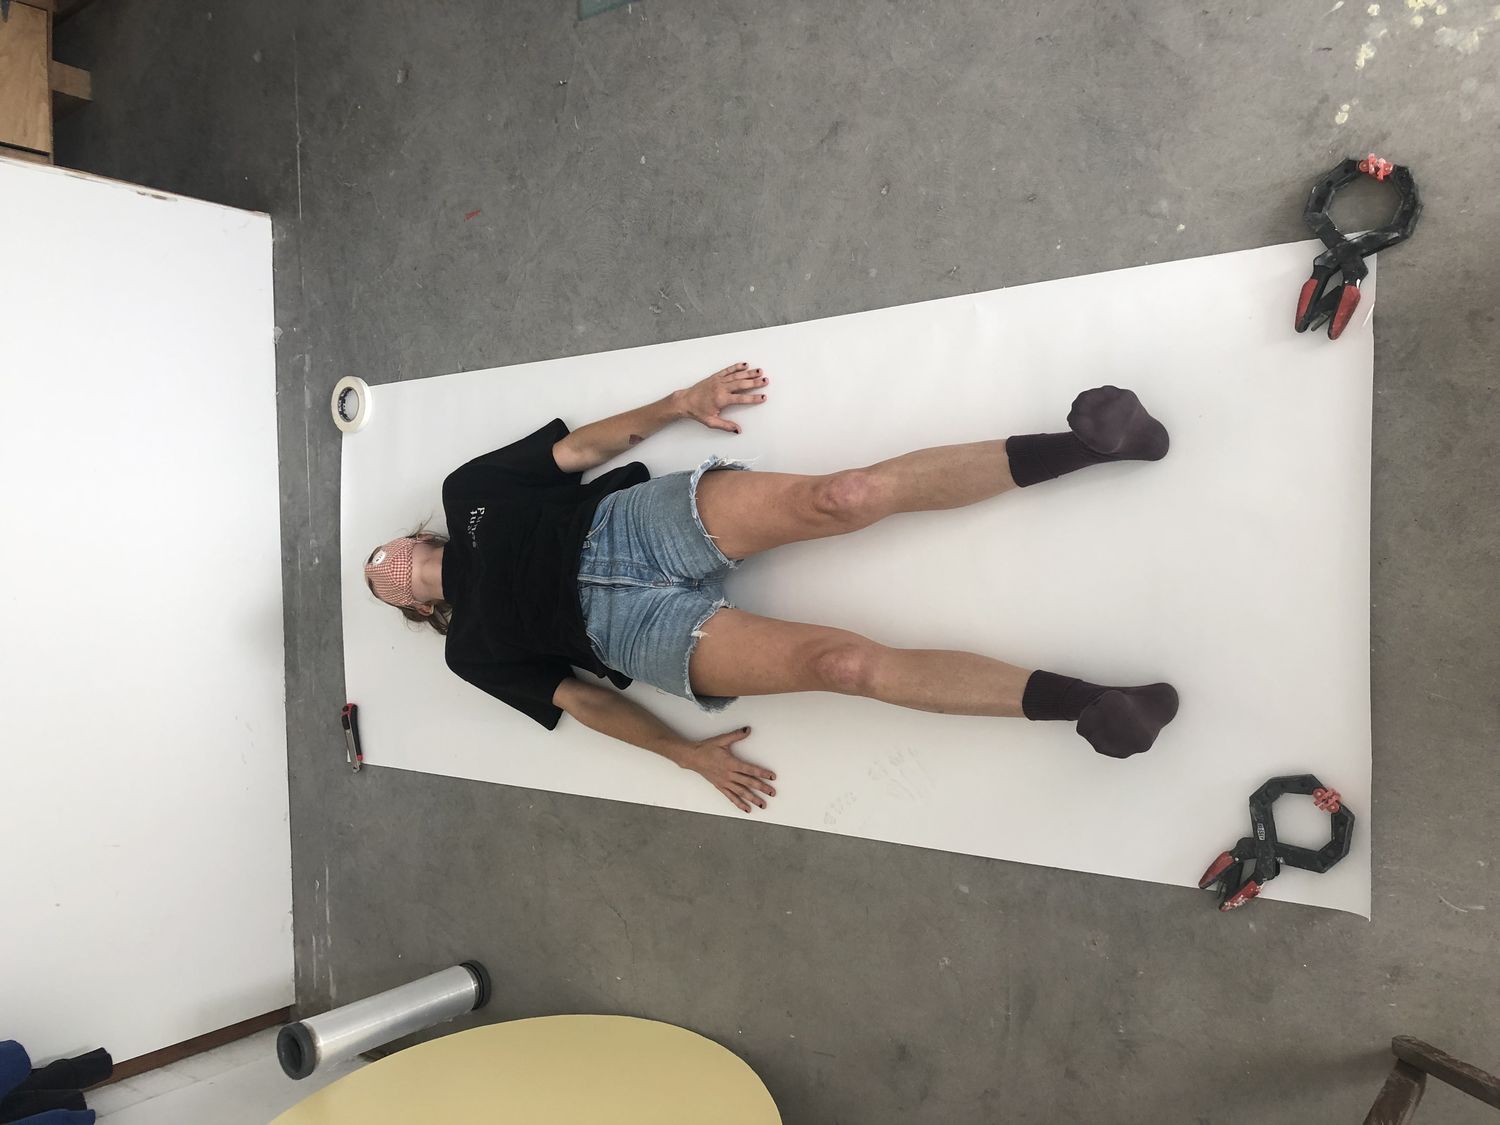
left=552, top=362, right=769, bottom=474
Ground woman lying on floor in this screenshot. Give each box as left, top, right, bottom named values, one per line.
left=363, top=363, right=1179, bottom=813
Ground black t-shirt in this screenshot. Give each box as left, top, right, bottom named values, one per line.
left=441, top=419, right=649, bottom=728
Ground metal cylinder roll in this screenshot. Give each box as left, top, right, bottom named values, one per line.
left=277, top=961, right=491, bottom=1080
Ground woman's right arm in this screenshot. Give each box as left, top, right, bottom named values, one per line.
left=552, top=678, right=777, bottom=813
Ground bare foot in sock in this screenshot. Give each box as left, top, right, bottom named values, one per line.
left=1066, top=386, right=1170, bottom=462
left=1075, top=683, right=1179, bottom=759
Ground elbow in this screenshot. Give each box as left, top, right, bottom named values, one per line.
left=552, top=676, right=597, bottom=718
left=551, top=437, right=592, bottom=476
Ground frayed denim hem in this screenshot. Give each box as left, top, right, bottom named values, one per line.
left=673, top=594, right=737, bottom=713
left=687, top=455, right=754, bottom=570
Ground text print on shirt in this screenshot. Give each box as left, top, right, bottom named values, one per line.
left=467, top=506, right=486, bottom=547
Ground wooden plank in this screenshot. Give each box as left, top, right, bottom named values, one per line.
left=1392, top=1036, right=1500, bottom=1110
left=90, top=1007, right=293, bottom=1088
left=1363, top=1061, right=1426, bottom=1125
left=25, top=0, right=107, bottom=25
left=50, top=56, right=91, bottom=122
left=50, top=60, right=91, bottom=102
left=0, top=143, right=51, bottom=164
left=0, top=1, right=52, bottom=154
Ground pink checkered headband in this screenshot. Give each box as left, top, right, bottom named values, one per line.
left=364, top=536, right=425, bottom=609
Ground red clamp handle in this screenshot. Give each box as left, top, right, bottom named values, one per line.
left=1328, top=285, right=1361, bottom=339
left=1220, top=880, right=1262, bottom=911
left=1295, top=278, right=1319, bottom=327
left=1198, top=851, right=1237, bottom=890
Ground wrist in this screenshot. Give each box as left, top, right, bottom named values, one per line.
left=666, top=388, right=691, bottom=421
left=662, top=737, right=700, bottom=770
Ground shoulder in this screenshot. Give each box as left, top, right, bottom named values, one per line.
left=442, top=456, right=478, bottom=501
left=442, top=632, right=469, bottom=674
left=446, top=419, right=575, bottom=489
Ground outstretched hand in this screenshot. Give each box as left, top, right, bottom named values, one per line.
left=682, top=726, right=777, bottom=813
left=677, top=363, right=769, bottom=435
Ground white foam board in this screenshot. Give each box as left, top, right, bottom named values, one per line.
left=0, top=160, right=292, bottom=1058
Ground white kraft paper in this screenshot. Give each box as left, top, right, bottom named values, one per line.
left=340, top=240, right=1374, bottom=915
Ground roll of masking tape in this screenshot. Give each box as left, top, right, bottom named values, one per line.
left=331, top=376, right=373, bottom=433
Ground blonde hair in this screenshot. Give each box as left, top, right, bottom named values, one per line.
left=366, top=522, right=452, bottom=636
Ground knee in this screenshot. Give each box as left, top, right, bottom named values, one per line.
left=810, top=469, right=887, bottom=528
left=808, top=639, right=883, bottom=697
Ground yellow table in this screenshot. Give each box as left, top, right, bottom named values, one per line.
left=273, top=1015, right=782, bottom=1125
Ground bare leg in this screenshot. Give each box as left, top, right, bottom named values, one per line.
left=689, top=609, right=1178, bottom=756
left=697, top=384, right=1168, bottom=560
left=688, top=608, right=1030, bottom=717
left=697, top=439, right=1017, bottom=560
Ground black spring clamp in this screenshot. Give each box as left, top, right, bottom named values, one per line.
left=1295, top=154, right=1421, bottom=340
left=1198, top=775, right=1356, bottom=911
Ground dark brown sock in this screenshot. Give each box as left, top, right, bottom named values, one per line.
left=1007, top=385, right=1169, bottom=487
left=1023, top=670, right=1179, bottom=759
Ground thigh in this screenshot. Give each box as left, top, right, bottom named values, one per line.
left=688, top=607, right=864, bottom=698
left=694, top=469, right=832, bottom=560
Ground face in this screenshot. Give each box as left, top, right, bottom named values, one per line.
left=364, top=534, right=434, bottom=614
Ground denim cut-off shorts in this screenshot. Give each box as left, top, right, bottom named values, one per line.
left=577, top=457, right=749, bottom=711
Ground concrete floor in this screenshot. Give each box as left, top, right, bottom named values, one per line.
left=56, top=1, right=1498, bottom=1121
